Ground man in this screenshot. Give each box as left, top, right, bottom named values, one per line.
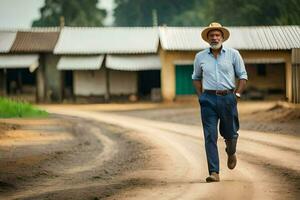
left=192, top=22, right=248, bottom=182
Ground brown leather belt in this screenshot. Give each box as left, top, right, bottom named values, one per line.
left=204, top=89, right=234, bottom=96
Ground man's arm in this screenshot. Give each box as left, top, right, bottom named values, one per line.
left=233, top=50, right=248, bottom=96
left=192, top=54, right=203, bottom=97
left=235, top=79, right=247, bottom=94
left=193, top=80, right=202, bottom=96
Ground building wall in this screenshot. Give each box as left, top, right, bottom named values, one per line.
left=240, top=50, right=292, bottom=101
left=245, top=63, right=285, bottom=91
left=73, top=69, right=137, bottom=97
left=159, top=49, right=196, bottom=102
left=109, top=70, right=137, bottom=95
left=74, top=68, right=106, bottom=96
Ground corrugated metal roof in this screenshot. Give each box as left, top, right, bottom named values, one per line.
left=226, top=26, right=300, bottom=50
left=106, top=54, right=161, bottom=71
left=54, top=27, right=159, bottom=54
left=1, top=26, right=298, bottom=54
left=159, top=27, right=206, bottom=51
left=0, top=54, right=39, bottom=72
left=159, top=26, right=300, bottom=50
left=0, top=31, right=17, bottom=53
left=10, top=28, right=60, bottom=52
left=57, top=55, right=104, bottom=70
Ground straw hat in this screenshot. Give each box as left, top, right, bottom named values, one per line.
left=201, top=22, right=230, bottom=43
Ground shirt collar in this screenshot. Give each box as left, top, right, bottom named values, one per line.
left=207, top=46, right=226, bottom=54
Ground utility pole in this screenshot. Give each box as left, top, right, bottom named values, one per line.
left=152, top=9, right=158, bottom=26
left=60, top=16, right=65, bottom=29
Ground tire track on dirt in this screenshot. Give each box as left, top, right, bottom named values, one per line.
left=1, top=116, right=153, bottom=200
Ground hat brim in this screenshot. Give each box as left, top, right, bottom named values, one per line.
left=201, top=27, right=230, bottom=43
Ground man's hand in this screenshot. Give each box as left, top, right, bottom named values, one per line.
left=193, top=80, right=202, bottom=97
left=235, top=79, right=247, bottom=94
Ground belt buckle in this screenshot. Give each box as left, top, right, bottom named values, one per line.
left=216, top=90, right=223, bottom=96
left=216, top=90, right=226, bottom=96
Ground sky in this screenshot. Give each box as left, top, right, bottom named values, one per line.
left=0, top=0, right=115, bottom=28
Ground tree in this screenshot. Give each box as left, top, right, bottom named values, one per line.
left=170, top=1, right=209, bottom=26
left=32, top=0, right=107, bottom=27
left=113, top=0, right=199, bottom=26
left=275, top=0, right=300, bottom=25
left=200, top=0, right=300, bottom=26
left=113, top=0, right=300, bottom=27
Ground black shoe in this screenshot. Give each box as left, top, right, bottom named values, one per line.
left=225, top=139, right=237, bottom=169
left=227, top=154, right=237, bottom=169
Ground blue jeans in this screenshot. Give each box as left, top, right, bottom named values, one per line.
left=199, top=92, right=239, bottom=174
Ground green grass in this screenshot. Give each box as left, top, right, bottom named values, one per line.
left=0, top=97, right=48, bottom=118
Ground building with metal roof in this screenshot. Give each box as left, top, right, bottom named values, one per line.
left=0, top=28, right=61, bottom=102
left=54, top=27, right=161, bottom=101
left=159, top=25, right=300, bottom=103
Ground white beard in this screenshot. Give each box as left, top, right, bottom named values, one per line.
left=210, top=42, right=222, bottom=50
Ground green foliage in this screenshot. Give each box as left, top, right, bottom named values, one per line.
left=113, top=0, right=300, bottom=26
left=114, top=0, right=200, bottom=26
left=32, top=0, right=107, bottom=27
left=205, top=0, right=300, bottom=26
left=0, top=97, right=48, bottom=118
left=275, top=0, right=300, bottom=25
left=170, top=1, right=209, bottom=26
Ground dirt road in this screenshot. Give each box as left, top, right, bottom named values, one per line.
left=0, top=103, right=299, bottom=199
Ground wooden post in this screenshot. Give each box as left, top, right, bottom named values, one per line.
left=0, top=69, right=6, bottom=96
left=292, top=49, right=300, bottom=103
left=36, top=55, right=46, bottom=103
left=105, top=67, right=110, bottom=102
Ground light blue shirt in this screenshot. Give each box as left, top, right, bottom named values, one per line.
left=192, top=46, right=248, bottom=90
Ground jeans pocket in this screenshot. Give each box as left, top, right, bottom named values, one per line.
left=224, top=93, right=236, bottom=107
left=198, top=93, right=206, bottom=105
left=232, top=93, right=237, bottom=105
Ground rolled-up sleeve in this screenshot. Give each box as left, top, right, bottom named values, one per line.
left=234, top=51, right=248, bottom=80
left=192, top=55, right=202, bottom=80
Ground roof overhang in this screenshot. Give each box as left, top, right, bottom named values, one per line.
left=106, top=55, right=161, bottom=71
left=57, top=55, right=104, bottom=70
left=0, top=54, right=39, bottom=72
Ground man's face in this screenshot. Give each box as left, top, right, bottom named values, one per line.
left=208, top=30, right=223, bottom=49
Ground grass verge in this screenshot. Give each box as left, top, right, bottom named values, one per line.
left=0, top=97, right=48, bottom=118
